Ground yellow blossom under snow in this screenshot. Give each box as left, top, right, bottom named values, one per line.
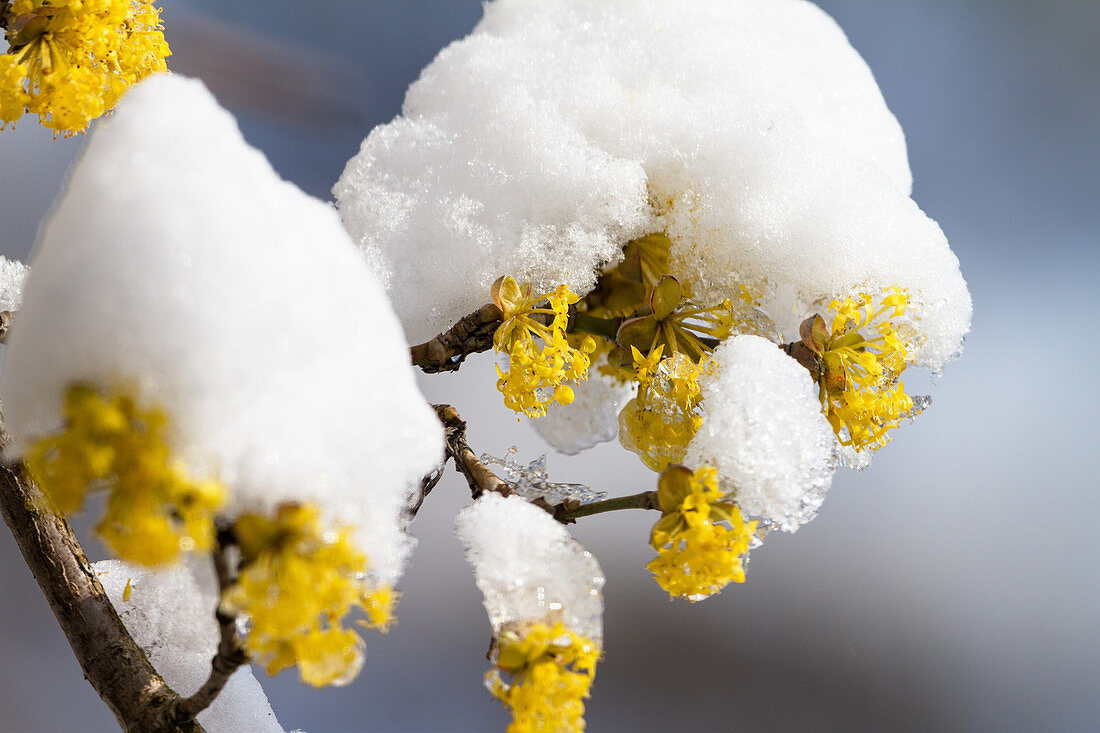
left=618, top=346, right=710, bottom=472
left=647, top=464, right=757, bottom=601
left=222, top=503, right=394, bottom=688
left=487, top=621, right=600, bottom=733
left=492, top=275, right=595, bottom=418
left=1, top=0, right=169, bottom=134
left=25, top=384, right=225, bottom=565
left=819, top=287, right=915, bottom=451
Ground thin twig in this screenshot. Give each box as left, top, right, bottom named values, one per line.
left=430, top=405, right=661, bottom=528
left=553, top=490, right=660, bottom=524
left=167, top=530, right=249, bottom=725
left=432, top=404, right=512, bottom=499
left=407, top=460, right=446, bottom=518
left=409, top=304, right=502, bottom=373
left=0, top=310, right=13, bottom=344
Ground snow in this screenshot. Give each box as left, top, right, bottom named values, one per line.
left=95, top=559, right=297, bottom=733
left=0, top=256, right=27, bottom=312
left=334, top=0, right=970, bottom=371
left=0, top=74, right=443, bottom=586
left=455, top=493, right=604, bottom=640
left=686, top=336, right=835, bottom=532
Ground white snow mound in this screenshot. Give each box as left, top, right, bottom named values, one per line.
left=0, top=75, right=443, bottom=586
left=335, top=0, right=970, bottom=370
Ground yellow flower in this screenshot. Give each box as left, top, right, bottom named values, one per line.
left=816, top=287, right=915, bottom=451
left=613, top=275, right=741, bottom=364
left=222, top=503, right=394, bottom=688
left=25, top=384, right=225, bottom=565
left=618, top=347, right=710, bottom=472
left=487, top=621, right=600, bottom=733
left=1, top=0, right=170, bottom=134
left=492, top=275, right=596, bottom=419
left=646, top=465, right=757, bottom=601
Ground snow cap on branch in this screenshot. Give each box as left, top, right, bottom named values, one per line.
left=686, top=336, right=835, bottom=532
left=0, top=74, right=443, bottom=585
left=456, top=493, right=605, bottom=640
left=335, top=0, right=970, bottom=369
left=95, top=559, right=301, bottom=733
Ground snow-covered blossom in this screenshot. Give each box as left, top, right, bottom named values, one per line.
left=456, top=493, right=605, bottom=731
left=336, top=0, right=970, bottom=604
left=335, top=0, right=970, bottom=372
left=0, top=74, right=442, bottom=682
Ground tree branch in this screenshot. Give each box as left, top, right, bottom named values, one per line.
left=407, top=460, right=446, bottom=519
left=553, top=490, right=660, bottom=523
left=409, top=304, right=502, bottom=373
left=428, top=405, right=660, bottom=528
left=166, top=531, right=249, bottom=725
left=0, top=458, right=206, bottom=733
left=0, top=310, right=13, bottom=343
left=432, top=404, right=512, bottom=499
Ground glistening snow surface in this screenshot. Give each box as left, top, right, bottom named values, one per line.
left=685, top=336, right=835, bottom=532
left=0, top=256, right=27, bottom=312
left=0, top=75, right=443, bottom=585
left=455, top=493, right=605, bottom=640
left=334, top=0, right=970, bottom=370
left=95, top=559, right=296, bottom=733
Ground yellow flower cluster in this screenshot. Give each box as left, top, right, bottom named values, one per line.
left=487, top=622, right=601, bottom=733
left=222, top=503, right=393, bottom=688
left=492, top=275, right=596, bottom=418
left=646, top=465, right=757, bottom=601
left=820, top=287, right=914, bottom=451
left=618, top=346, right=710, bottom=472
left=1, top=0, right=169, bottom=134
left=25, top=384, right=225, bottom=565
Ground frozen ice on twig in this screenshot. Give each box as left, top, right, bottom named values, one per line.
left=481, top=446, right=606, bottom=505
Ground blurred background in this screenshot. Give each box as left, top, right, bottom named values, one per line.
left=1, top=1, right=1097, bottom=731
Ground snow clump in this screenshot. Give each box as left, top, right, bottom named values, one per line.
left=685, top=336, right=836, bottom=532
left=455, top=493, right=605, bottom=640
left=0, top=256, right=28, bottom=312
left=334, top=0, right=971, bottom=371
left=0, top=74, right=443, bottom=586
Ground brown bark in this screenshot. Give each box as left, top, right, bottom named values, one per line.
left=433, top=404, right=512, bottom=499
left=409, top=303, right=502, bottom=373
left=0, top=461, right=207, bottom=732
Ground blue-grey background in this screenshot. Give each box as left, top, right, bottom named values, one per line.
left=1, top=1, right=1097, bottom=731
